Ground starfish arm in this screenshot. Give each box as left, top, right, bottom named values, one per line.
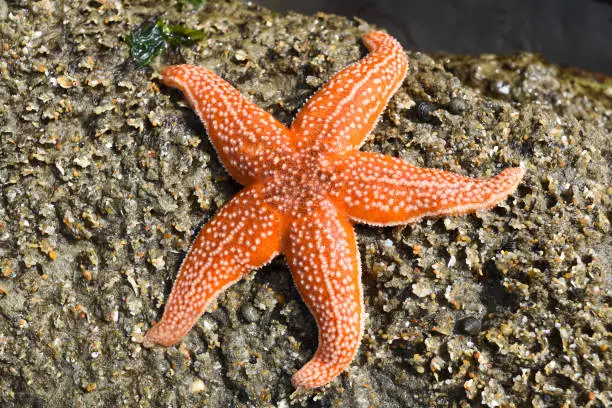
left=161, top=65, right=294, bottom=185
left=290, top=31, right=408, bottom=154
left=328, top=151, right=525, bottom=226
left=144, top=183, right=286, bottom=347
left=284, top=199, right=363, bottom=389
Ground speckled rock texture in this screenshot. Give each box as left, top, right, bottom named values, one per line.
left=0, top=1, right=610, bottom=407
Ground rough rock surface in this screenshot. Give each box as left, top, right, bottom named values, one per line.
left=0, top=0, right=609, bottom=407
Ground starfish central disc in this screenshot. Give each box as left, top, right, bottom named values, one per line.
left=260, top=156, right=337, bottom=214
left=144, top=30, right=525, bottom=389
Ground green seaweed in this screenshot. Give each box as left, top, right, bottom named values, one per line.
left=162, top=22, right=205, bottom=46
left=127, top=20, right=204, bottom=67
left=187, top=0, right=206, bottom=7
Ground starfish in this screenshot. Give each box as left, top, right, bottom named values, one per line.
left=144, top=31, right=525, bottom=388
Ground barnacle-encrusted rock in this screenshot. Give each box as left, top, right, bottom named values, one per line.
left=0, top=0, right=609, bottom=407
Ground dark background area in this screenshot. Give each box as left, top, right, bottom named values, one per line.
left=256, top=0, right=612, bottom=76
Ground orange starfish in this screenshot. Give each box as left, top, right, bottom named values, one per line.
left=144, top=31, right=525, bottom=388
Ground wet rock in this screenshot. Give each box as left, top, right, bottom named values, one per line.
left=0, top=0, right=609, bottom=407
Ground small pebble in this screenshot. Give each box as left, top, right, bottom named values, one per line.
left=447, top=98, right=467, bottom=114
left=491, top=80, right=511, bottom=96
left=191, top=378, right=205, bottom=393
left=458, top=316, right=482, bottom=335
left=416, top=101, right=438, bottom=122
left=234, top=49, right=248, bottom=62
left=240, top=303, right=260, bottom=323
